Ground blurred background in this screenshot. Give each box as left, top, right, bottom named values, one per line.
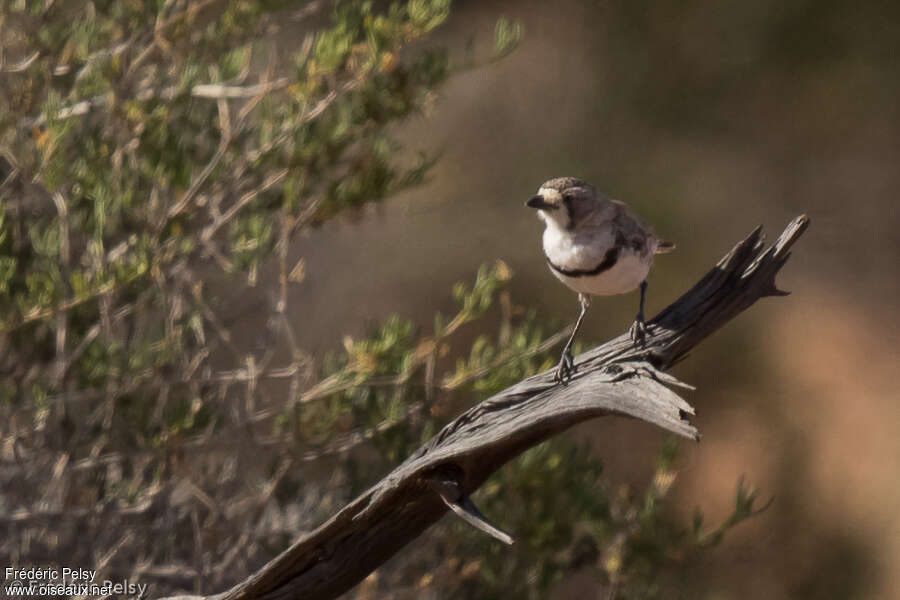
left=287, top=1, right=900, bottom=597
left=1, top=1, right=898, bottom=599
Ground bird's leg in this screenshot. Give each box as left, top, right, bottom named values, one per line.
left=555, top=293, right=591, bottom=383
left=629, top=280, right=648, bottom=345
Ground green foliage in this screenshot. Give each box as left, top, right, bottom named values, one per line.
left=469, top=441, right=609, bottom=597
left=0, top=2, right=763, bottom=598
left=0, top=0, right=455, bottom=408
left=422, top=440, right=768, bottom=600
left=494, top=16, right=524, bottom=59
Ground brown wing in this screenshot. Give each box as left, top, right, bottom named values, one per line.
left=610, top=200, right=653, bottom=255
left=610, top=200, right=675, bottom=255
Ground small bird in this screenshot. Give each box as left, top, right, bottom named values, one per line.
left=526, top=177, right=674, bottom=382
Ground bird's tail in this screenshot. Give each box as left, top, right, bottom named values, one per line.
left=654, top=240, right=676, bottom=254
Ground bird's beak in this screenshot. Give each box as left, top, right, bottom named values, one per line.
left=526, top=195, right=553, bottom=210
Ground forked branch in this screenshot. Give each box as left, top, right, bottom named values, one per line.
left=164, top=215, right=809, bottom=600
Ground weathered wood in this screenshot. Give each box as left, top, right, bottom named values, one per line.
left=166, top=215, right=809, bottom=600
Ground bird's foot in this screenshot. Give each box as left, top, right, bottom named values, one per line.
left=554, top=349, right=576, bottom=384
left=629, top=315, right=648, bottom=346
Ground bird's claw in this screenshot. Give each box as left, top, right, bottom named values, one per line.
left=629, top=315, right=648, bottom=346
left=554, top=349, right=576, bottom=383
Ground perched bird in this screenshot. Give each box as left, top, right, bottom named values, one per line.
left=526, top=177, right=674, bottom=382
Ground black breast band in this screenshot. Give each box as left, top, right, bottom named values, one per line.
left=546, top=246, right=620, bottom=278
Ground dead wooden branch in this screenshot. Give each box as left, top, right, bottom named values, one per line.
left=162, top=215, right=809, bottom=600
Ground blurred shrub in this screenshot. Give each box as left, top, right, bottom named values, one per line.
left=0, top=1, right=759, bottom=598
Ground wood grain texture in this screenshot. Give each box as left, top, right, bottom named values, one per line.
left=165, top=215, right=809, bottom=600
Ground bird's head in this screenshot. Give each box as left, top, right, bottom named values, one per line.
left=525, top=177, right=605, bottom=230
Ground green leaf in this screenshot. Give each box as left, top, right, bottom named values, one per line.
left=494, top=16, right=523, bottom=59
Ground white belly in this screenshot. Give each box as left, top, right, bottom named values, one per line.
left=549, top=250, right=651, bottom=296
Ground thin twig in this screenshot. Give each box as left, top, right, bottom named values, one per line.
left=192, top=78, right=290, bottom=99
